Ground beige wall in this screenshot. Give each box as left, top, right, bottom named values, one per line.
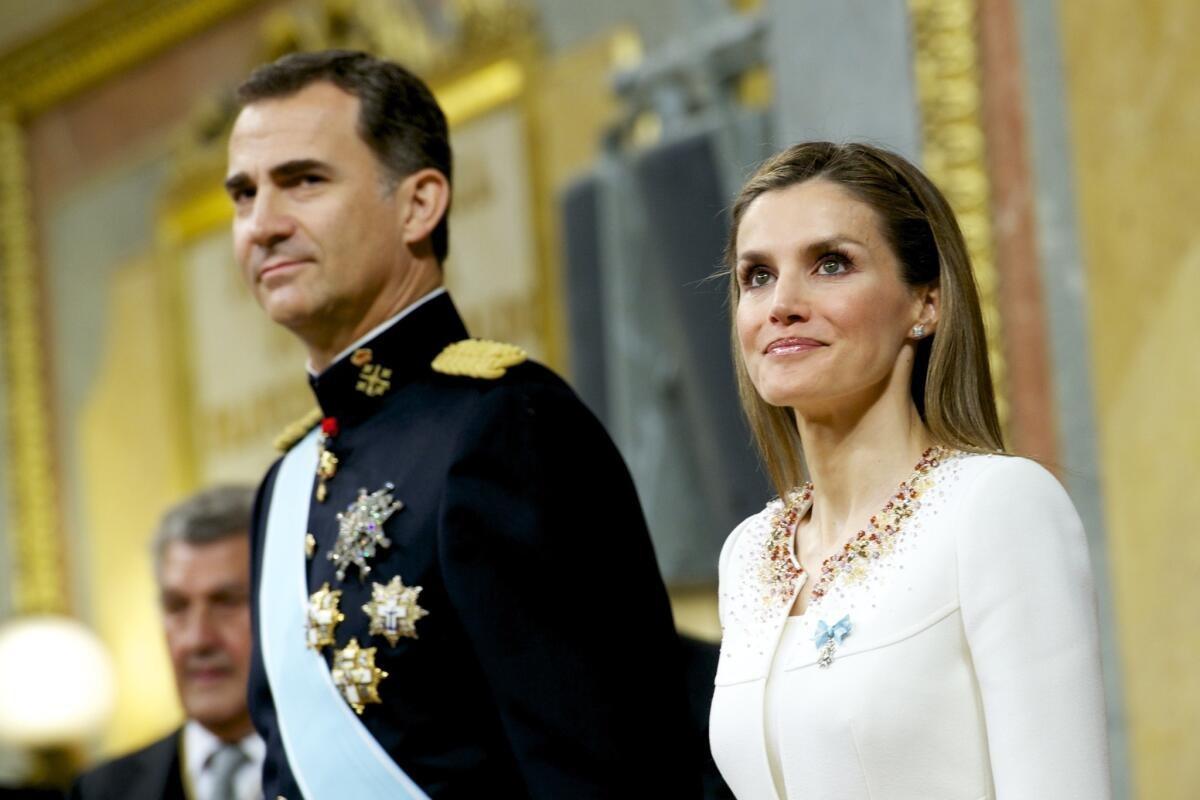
left=1059, top=1, right=1200, bottom=796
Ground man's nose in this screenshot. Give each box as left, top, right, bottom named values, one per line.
left=245, top=187, right=295, bottom=249
left=179, top=605, right=219, bottom=650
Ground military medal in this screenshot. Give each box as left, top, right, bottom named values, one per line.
left=352, top=347, right=392, bottom=397
left=315, top=417, right=339, bottom=503
left=328, top=483, right=404, bottom=581
left=306, top=583, right=344, bottom=650
left=363, top=575, right=428, bottom=646
left=331, top=638, right=387, bottom=714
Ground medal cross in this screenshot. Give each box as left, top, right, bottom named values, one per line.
left=305, top=583, right=343, bottom=650
left=331, top=638, right=387, bottom=714
left=355, top=364, right=393, bottom=397
left=363, top=575, right=428, bottom=646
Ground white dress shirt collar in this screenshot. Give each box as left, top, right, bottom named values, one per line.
left=183, top=719, right=265, bottom=800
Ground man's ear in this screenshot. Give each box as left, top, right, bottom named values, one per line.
left=399, top=168, right=451, bottom=247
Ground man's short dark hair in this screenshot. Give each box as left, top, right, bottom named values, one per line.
left=236, top=49, right=453, bottom=263
left=152, top=485, right=256, bottom=578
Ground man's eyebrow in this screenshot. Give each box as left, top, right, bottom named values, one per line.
left=224, top=172, right=252, bottom=194
left=269, top=158, right=331, bottom=181
left=224, top=159, right=332, bottom=194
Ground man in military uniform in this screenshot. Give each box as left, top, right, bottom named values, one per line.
left=225, top=50, right=700, bottom=798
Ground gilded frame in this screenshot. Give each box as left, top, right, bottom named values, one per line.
left=156, top=0, right=556, bottom=485
left=909, top=0, right=1010, bottom=430
left=0, top=0, right=262, bottom=616
left=1, top=0, right=559, bottom=615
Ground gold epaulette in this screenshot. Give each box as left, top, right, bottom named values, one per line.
left=273, top=407, right=323, bottom=453
left=431, top=339, right=527, bottom=380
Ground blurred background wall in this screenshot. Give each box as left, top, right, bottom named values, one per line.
left=0, top=0, right=1195, bottom=796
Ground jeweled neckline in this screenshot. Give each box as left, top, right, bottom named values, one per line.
left=764, top=446, right=953, bottom=609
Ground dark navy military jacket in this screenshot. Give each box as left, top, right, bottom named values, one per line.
left=248, top=293, right=700, bottom=799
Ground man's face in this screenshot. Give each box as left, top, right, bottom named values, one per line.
left=160, top=536, right=253, bottom=740
left=226, top=81, right=410, bottom=344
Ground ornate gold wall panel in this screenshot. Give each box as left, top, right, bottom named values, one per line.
left=0, top=0, right=262, bottom=117
left=0, top=111, right=62, bottom=614
left=0, top=0, right=262, bottom=617
left=908, top=0, right=1009, bottom=432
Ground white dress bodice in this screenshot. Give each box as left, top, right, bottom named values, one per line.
left=709, top=453, right=1111, bottom=800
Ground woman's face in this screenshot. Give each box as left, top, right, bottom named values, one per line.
left=734, top=178, right=934, bottom=415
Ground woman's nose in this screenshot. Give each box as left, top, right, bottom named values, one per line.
left=768, top=271, right=811, bottom=325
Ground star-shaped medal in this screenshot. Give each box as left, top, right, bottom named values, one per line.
left=305, top=583, right=344, bottom=650
left=328, top=484, right=404, bottom=581
left=331, top=638, right=387, bottom=715
left=363, top=575, right=429, bottom=646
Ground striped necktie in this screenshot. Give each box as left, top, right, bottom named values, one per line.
left=207, top=743, right=249, bottom=800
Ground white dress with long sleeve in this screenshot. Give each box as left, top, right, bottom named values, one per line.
left=709, top=452, right=1111, bottom=799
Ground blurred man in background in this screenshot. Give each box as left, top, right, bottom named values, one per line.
left=71, top=486, right=263, bottom=800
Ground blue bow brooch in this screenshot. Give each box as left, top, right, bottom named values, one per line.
left=813, top=615, right=852, bottom=668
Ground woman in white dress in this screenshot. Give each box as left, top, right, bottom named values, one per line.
left=709, top=142, right=1111, bottom=799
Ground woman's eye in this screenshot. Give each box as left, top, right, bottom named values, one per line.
left=746, top=267, right=773, bottom=288
left=817, top=255, right=849, bottom=275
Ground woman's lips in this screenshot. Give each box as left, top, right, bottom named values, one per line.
left=765, top=337, right=825, bottom=355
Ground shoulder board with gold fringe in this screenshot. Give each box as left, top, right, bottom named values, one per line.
left=273, top=407, right=323, bottom=453
left=431, top=339, right=527, bottom=380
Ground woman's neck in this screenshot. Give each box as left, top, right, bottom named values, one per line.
left=795, top=394, right=932, bottom=552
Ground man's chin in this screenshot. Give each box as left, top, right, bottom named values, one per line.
left=259, top=295, right=318, bottom=334
left=183, top=692, right=243, bottom=725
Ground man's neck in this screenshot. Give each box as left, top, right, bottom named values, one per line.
left=305, top=270, right=443, bottom=373
left=306, top=286, right=447, bottom=376
left=193, top=715, right=255, bottom=745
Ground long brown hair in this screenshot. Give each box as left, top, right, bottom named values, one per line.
left=726, top=142, right=1004, bottom=498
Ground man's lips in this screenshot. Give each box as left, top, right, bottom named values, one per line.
left=186, top=664, right=232, bottom=683
left=258, top=258, right=311, bottom=280
left=765, top=337, right=825, bottom=355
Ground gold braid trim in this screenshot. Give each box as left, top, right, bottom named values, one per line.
left=431, top=339, right=527, bottom=379
left=273, top=407, right=323, bottom=453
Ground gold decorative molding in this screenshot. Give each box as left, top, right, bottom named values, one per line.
left=0, top=0, right=262, bottom=118
left=0, top=0, right=268, bottom=617
left=908, top=0, right=1009, bottom=431
left=0, top=110, right=63, bottom=614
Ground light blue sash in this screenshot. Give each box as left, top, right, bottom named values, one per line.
left=260, top=428, right=430, bottom=799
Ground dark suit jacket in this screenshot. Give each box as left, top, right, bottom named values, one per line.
left=249, top=293, right=702, bottom=799
left=69, top=729, right=186, bottom=800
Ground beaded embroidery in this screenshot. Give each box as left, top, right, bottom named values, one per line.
left=759, top=485, right=812, bottom=608
left=762, top=446, right=955, bottom=609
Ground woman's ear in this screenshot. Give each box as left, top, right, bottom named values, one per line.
left=918, top=283, right=940, bottom=333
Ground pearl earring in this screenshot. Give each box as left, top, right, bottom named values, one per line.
left=912, top=324, right=926, bottom=339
